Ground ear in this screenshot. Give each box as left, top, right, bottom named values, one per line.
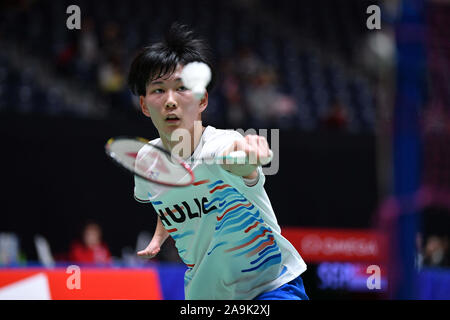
left=198, top=91, right=208, bottom=113
left=140, top=96, right=151, bottom=117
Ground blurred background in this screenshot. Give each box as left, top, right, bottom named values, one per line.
left=0, top=0, right=449, bottom=300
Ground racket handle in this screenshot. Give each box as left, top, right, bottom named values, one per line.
left=223, top=150, right=273, bottom=165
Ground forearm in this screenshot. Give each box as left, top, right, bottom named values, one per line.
left=152, top=216, right=170, bottom=245
left=221, top=163, right=258, bottom=179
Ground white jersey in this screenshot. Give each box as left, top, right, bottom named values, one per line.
left=134, top=126, right=307, bottom=300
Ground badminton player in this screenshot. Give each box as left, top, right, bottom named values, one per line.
left=127, top=23, right=308, bottom=300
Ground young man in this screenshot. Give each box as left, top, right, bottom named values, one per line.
left=127, top=23, right=308, bottom=300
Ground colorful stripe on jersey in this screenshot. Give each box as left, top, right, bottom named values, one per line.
left=207, top=180, right=282, bottom=273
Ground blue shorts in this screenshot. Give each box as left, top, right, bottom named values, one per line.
left=253, top=275, right=309, bottom=300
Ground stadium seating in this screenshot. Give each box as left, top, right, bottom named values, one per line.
left=0, top=0, right=376, bottom=133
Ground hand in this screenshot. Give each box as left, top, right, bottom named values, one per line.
left=220, top=135, right=272, bottom=178
left=223, top=135, right=272, bottom=166
left=137, top=241, right=160, bottom=259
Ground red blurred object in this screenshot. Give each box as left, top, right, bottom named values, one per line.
left=0, top=268, right=162, bottom=300
left=69, top=242, right=111, bottom=264
left=282, top=227, right=386, bottom=263
left=68, top=221, right=112, bottom=264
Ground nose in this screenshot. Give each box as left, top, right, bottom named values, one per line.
left=165, top=90, right=178, bottom=109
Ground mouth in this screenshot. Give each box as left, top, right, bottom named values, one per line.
left=165, top=114, right=181, bottom=124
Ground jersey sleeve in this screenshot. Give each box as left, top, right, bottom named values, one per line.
left=205, top=129, right=245, bottom=157
left=134, top=175, right=151, bottom=203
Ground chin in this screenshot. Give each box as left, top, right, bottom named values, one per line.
left=160, top=123, right=183, bottom=137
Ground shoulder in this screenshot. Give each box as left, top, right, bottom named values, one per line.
left=136, top=137, right=163, bottom=158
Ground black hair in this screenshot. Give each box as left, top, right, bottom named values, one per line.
left=127, top=23, right=215, bottom=96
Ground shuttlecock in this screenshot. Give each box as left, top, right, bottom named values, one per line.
left=180, top=62, right=211, bottom=100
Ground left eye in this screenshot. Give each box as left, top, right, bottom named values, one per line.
left=177, top=86, right=188, bottom=91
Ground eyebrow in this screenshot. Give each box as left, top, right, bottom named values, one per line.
left=149, top=78, right=183, bottom=86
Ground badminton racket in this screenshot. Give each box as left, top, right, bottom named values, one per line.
left=105, top=136, right=273, bottom=187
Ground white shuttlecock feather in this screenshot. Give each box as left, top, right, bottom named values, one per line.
left=180, top=62, right=211, bottom=100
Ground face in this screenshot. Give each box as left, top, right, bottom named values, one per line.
left=139, top=64, right=208, bottom=145
left=83, top=224, right=101, bottom=247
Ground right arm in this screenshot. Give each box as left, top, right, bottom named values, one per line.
left=137, top=216, right=170, bottom=258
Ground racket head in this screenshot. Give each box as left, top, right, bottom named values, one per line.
left=105, top=136, right=195, bottom=187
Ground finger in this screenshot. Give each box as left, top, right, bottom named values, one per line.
left=247, top=137, right=259, bottom=165
left=258, top=136, right=270, bottom=154
left=233, top=138, right=249, bottom=152
left=246, top=135, right=265, bottom=165
left=225, top=137, right=261, bottom=165
left=137, top=249, right=152, bottom=255
left=138, top=251, right=155, bottom=259
left=226, top=139, right=248, bottom=164
left=245, top=134, right=259, bottom=147
left=138, top=246, right=155, bottom=254
left=257, top=136, right=271, bottom=163
left=259, top=150, right=273, bottom=165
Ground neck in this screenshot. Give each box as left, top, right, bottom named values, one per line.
left=160, top=122, right=205, bottom=159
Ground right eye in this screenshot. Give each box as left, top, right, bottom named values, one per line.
left=152, top=88, right=165, bottom=94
